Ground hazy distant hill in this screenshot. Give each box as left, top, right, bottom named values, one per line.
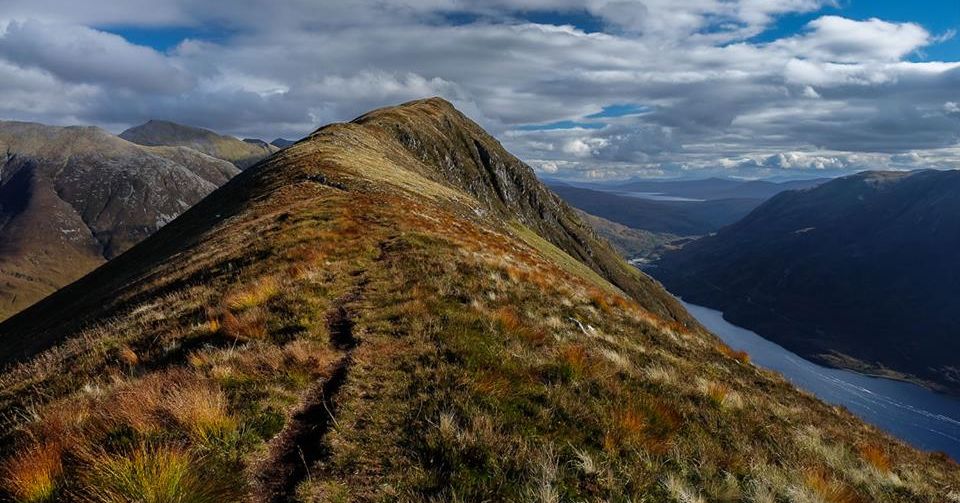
left=271, top=137, right=297, bottom=148
left=576, top=210, right=677, bottom=260
left=0, top=120, right=239, bottom=320
left=0, top=100, right=955, bottom=501
left=120, top=120, right=278, bottom=169
left=550, top=183, right=760, bottom=236
left=613, top=177, right=825, bottom=200
left=655, top=170, right=960, bottom=394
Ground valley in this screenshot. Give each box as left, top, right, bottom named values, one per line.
left=652, top=170, right=960, bottom=396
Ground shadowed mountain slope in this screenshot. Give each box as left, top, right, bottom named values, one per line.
left=271, top=138, right=297, bottom=148
left=576, top=210, right=677, bottom=260
left=654, top=170, right=960, bottom=395
left=121, top=120, right=278, bottom=169
left=0, top=121, right=239, bottom=321
left=0, top=101, right=956, bottom=501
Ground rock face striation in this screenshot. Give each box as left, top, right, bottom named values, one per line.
left=0, top=120, right=238, bottom=320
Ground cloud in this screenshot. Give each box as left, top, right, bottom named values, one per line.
left=777, top=16, right=930, bottom=62
left=0, top=20, right=191, bottom=93
left=0, top=1, right=956, bottom=179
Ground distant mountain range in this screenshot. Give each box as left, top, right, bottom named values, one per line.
left=654, top=170, right=960, bottom=394
left=549, top=183, right=762, bottom=236
left=611, top=177, right=827, bottom=200
left=120, top=120, right=278, bottom=169
left=549, top=178, right=825, bottom=239
left=0, top=120, right=239, bottom=320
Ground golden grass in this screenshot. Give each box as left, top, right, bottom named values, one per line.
left=79, top=445, right=239, bottom=503
left=224, top=276, right=279, bottom=311
left=718, top=344, right=750, bottom=365
left=117, top=346, right=139, bottom=368
left=559, top=344, right=589, bottom=377
left=804, top=468, right=864, bottom=503
left=1, top=442, right=62, bottom=503
left=587, top=288, right=613, bottom=314
left=165, top=382, right=236, bottom=444
left=701, top=381, right=733, bottom=408
left=219, top=308, right=268, bottom=340
left=606, top=399, right=681, bottom=455
left=858, top=443, right=893, bottom=473
left=495, top=306, right=523, bottom=332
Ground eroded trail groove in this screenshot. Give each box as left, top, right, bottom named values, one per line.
left=254, top=288, right=362, bottom=503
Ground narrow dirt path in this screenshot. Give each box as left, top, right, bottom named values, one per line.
left=252, top=288, right=362, bottom=503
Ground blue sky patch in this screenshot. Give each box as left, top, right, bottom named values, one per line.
left=101, top=25, right=233, bottom=52
left=586, top=104, right=650, bottom=119
left=752, top=0, right=959, bottom=61
left=518, top=10, right=606, bottom=33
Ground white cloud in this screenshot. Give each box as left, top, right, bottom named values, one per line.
left=0, top=20, right=191, bottom=93
left=776, top=16, right=930, bottom=63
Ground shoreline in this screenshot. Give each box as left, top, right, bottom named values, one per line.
left=669, top=292, right=960, bottom=398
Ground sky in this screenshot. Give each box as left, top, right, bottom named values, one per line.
left=0, top=1, right=958, bottom=180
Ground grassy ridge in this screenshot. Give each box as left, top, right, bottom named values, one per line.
left=0, top=99, right=955, bottom=501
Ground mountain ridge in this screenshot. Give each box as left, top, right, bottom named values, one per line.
left=120, top=119, right=279, bottom=169
left=0, top=100, right=956, bottom=501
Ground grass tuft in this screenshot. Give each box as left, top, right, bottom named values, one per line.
left=225, top=277, right=279, bottom=311
left=165, top=382, right=237, bottom=445
left=718, top=344, right=750, bottom=365
left=1, top=443, right=62, bottom=503
left=857, top=444, right=892, bottom=473
left=606, top=399, right=681, bottom=455
left=220, top=309, right=268, bottom=340
left=804, top=468, right=864, bottom=503
left=79, top=444, right=241, bottom=503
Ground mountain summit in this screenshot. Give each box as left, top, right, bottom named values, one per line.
left=120, top=119, right=278, bottom=169
left=0, top=99, right=956, bottom=501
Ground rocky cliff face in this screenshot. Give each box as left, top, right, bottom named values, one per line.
left=0, top=121, right=239, bottom=320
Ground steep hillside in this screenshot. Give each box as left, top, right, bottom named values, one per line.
left=576, top=210, right=676, bottom=260
left=550, top=184, right=759, bottom=236
left=121, top=120, right=278, bottom=169
left=0, top=101, right=956, bottom=502
left=0, top=121, right=239, bottom=320
left=654, top=170, right=960, bottom=395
